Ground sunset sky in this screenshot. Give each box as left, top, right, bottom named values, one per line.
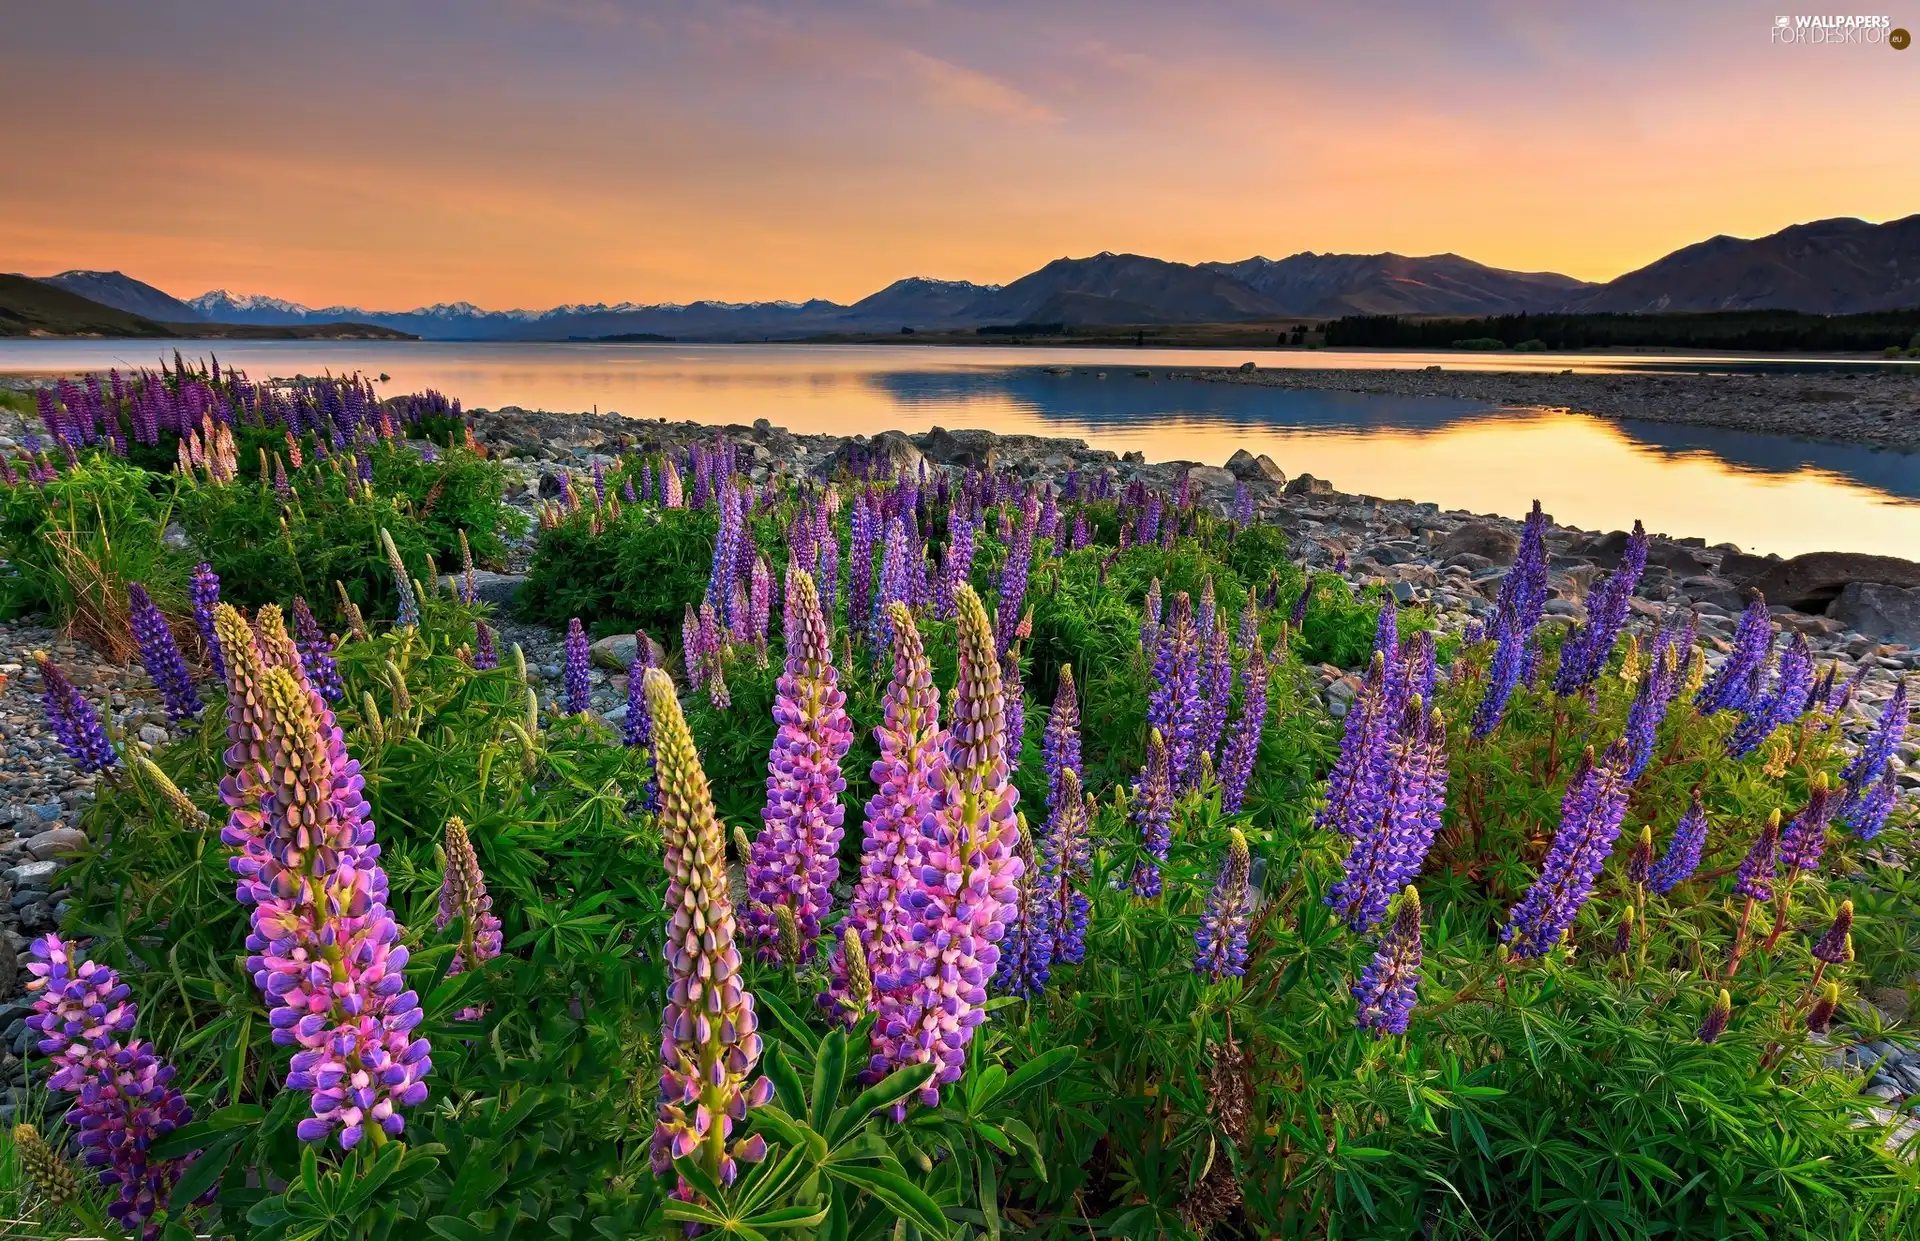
left=6, top=1, right=1916, bottom=310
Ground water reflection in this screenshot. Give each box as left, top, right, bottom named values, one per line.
left=3, top=339, right=1917, bottom=558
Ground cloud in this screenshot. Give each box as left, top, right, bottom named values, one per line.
left=895, top=48, right=1056, bottom=123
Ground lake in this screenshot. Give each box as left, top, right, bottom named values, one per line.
left=5, top=339, right=1919, bottom=560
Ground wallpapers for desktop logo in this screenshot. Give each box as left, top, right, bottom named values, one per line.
left=1769, top=14, right=1909, bottom=45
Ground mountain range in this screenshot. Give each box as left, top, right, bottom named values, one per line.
left=33, top=214, right=1920, bottom=341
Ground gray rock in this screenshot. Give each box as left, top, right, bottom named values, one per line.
left=436, top=570, right=527, bottom=607
left=821, top=430, right=923, bottom=478
left=3, top=860, right=60, bottom=891
left=1284, top=473, right=1334, bottom=497
left=24, top=827, right=86, bottom=861
left=1224, top=449, right=1286, bottom=484
left=915, top=426, right=997, bottom=470
left=1436, top=521, right=1520, bottom=566
left=1182, top=464, right=1238, bottom=492
left=589, top=630, right=669, bottom=672
left=1828, top=582, right=1920, bottom=646
left=1744, top=552, right=1920, bottom=613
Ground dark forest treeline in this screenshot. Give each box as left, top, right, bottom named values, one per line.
left=1323, top=309, right=1920, bottom=353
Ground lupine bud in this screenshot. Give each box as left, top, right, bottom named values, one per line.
left=1806, top=983, right=1840, bottom=1034
left=1698, top=989, right=1733, bottom=1043
left=437, top=817, right=504, bottom=977
left=12, top=1124, right=81, bottom=1207
left=134, top=754, right=208, bottom=827
left=1627, top=826, right=1654, bottom=886
left=473, top=619, right=498, bottom=670
left=1812, top=900, right=1855, bottom=964
left=381, top=529, right=420, bottom=628
left=1612, top=905, right=1635, bottom=956
left=1732, top=810, right=1782, bottom=901
left=1354, top=887, right=1423, bottom=1037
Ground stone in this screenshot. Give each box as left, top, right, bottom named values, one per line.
left=589, top=630, right=669, bottom=672
left=1828, top=583, right=1920, bottom=646
left=1743, top=552, right=1920, bottom=613
left=1718, top=550, right=1780, bottom=581
left=436, top=570, right=527, bottom=607
left=821, top=430, right=923, bottom=478
left=1182, top=464, right=1238, bottom=492
left=915, top=426, right=997, bottom=471
left=3, top=860, right=59, bottom=891
left=161, top=522, right=192, bottom=551
left=1435, top=521, right=1520, bottom=566
left=24, top=827, right=86, bottom=861
left=1224, top=449, right=1286, bottom=484
left=1284, top=473, right=1334, bottom=496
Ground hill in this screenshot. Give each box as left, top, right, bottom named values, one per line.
left=38, top=270, right=208, bottom=321
left=0, top=274, right=172, bottom=337
left=1563, top=215, right=1920, bottom=314
left=1207, top=252, right=1592, bottom=317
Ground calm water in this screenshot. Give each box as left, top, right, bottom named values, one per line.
left=5, top=339, right=1918, bottom=560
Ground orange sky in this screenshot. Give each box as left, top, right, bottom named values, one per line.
left=4, top=1, right=1916, bottom=309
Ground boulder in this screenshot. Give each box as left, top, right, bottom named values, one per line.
left=1717, top=550, right=1780, bottom=581
left=589, top=630, right=669, bottom=672
left=916, top=426, right=997, bottom=470
left=1743, top=552, right=1920, bottom=613
left=1435, top=521, right=1519, bottom=566
left=24, top=827, right=87, bottom=862
left=821, top=430, right=924, bottom=478
left=437, top=571, right=527, bottom=607
left=1283, top=473, right=1335, bottom=497
left=1182, top=464, right=1238, bottom=492
left=1224, top=449, right=1286, bottom=484
left=1828, top=582, right=1920, bottom=645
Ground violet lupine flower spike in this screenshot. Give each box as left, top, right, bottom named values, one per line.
left=1552, top=521, right=1648, bottom=696
left=1220, top=638, right=1271, bottom=814
left=1353, top=886, right=1424, bottom=1038
left=1696, top=595, right=1772, bottom=714
left=564, top=617, right=591, bottom=715
left=381, top=529, right=420, bottom=629
left=26, top=934, right=194, bottom=1234
left=1148, top=592, right=1203, bottom=790
left=191, top=561, right=225, bottom=679
left=35, top=653, right=118, bottom=774
left=472, top=619, right=499, bottom=671
left=291, top=596, right=345, bottom=703
left=1044, top=768, right=1093, bottom=966
left=643, top=668, right=774, bottom=1185
left=1328, top=699, right=1448, bottom=932
left=1501, top=741, right=1634, bottom=958
left=1841, top=680, right=1909, bottom=838
left=1042, top=664, right=1081, bottom=816
left=996, top=815, right=1055, bottom=998
left=1647, top=792, right=1709, bottom=895
left=1726, top=632, right=1812, bottom=758
left=1471, top=502, right=1549, bottom=737
left=746, top=569, right=853, bottom=962
left=1724, top=809, right=1782, bottom=978
left=1316, top=652, right=1393, bottom=840
left=1698, top=989, right=1733, bottom=1044
left=436, top=816, right=504, bottom=980
left=825, top=602, right=946, bottom=1021
left=128, top=583, right=202, bottom=722
left=1194, top=829, right=1253, bottom=982
left=1129, top=730, right=1174, bottom=897
left=867, top=583, right=1022, bottom=1109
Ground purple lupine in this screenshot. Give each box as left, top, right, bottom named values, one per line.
left=624, top=635, right=659, bottom=808
left=291, top=596, right=345, bottom=703
left=876, top=516, right=912, bottom=651
left=1288, top=576, right=1313, bottom=630
left=1812, top=900, right=1854, bottom=965
left=1844, top=680, right=1908, bottom=785
left=1328, top=701, right=1448, bottom=931
left=698, top=602, right=730, bottom=708
left=1220, top=639, right=1272, bottom=814
left=1316, top=652, right=1394, bottom=839
left=1148, top=593, right=1204, bottom=790
left=1553, top=522, right=1649, bottom=695
left=1232, top=482, right=1253, bottom=529
left=1840, top=765, right=1899, bottom=841
left=997, top=817, right=1055, bottom=999
left=1732, top=812, right=1781, bottom=902
left=746, top=569, right=853, bottom=962
left=35, top=654, right=117, bottom=774
left=1726, top=632, right=1812, bottom=758
left=1471, top=502, right=1549, bottom=737
left=1042, top=665, right=1081, bottom=814
left=682, top=604, right=705, bottom=690
left=1070, top=509, right=1089, bottom=551
left=1353, top=887, right=1423, bottom=1038
left=1043, top=768, right=1092, bottom=966
left=26, top=935, right=194, bottom=1235
left=826, top=602, right=946, bottom=1021
left=1194, top=829, right=1253, bottom=981
left=1196, top=577, right=1218, bottom=650
left=1128, top=729, right=1175, bottom=897
left=995, top=508, right=1034, bottom=656
left=868, top=584, right=1022, bottom=1109
left=211, top=606, right=430, bottom=1149
left=473, top=619, right=499, bottom=671
left=190, top=561, right=225, bottom=679
left=848, top=495, right=878, bottom=646
left=1195, top=623, right=1234, bottom=777
left=1839, top=680, right=1908, bottom=838
left=564, top=618, right=592, bottom=715
left=127, top=583, right=202, bottom=723
left=749, top=552, right=772, bottom=661
left=1623, top=639, right=1680, bottom=780
left=643, top=668, right=773, bottom=1185
left=1501, top=740, right=1634, bottom=958
left=1698, top=990, right=1732, bottom=1044
left=1778, top=775, right=1838, bottom=874
left=1696, top=595, right=1772, bottom=714
left=1141, top=577, right=1163, bottom=656
left=1647, top=793, right=1709, bottom=894
left=937, top=516, right=975, bottom=621
left=436, top=817, right=504, bottom=1005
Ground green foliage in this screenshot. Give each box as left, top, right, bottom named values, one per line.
left=519, top=506, right=723, bottom=639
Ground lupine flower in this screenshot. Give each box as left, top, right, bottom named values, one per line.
left=1044, top=768, right=1093, bottom=966
left=1196, top=623, right=1234, bottom=774
left=937, top=516, right=975, bottom=621
left=1471, top=503, right=1549, bottom=736
left=1727, top=632, right=1812, bottom=757
left=826, top=602, right=945, bottom=1020
left=1806, top=983, right=1841, bottom=1034
left=867, top=584, right=1022, bottom=1109
left=1698, top=989, right=1732, bottom=1044
left=473, top=619, right=498, bottom=671
left=1149, top=593, right=1203, bottom=790
left=212, top=607, right=430, bottom=1148
left=1553, top=522, right=1648, bottom=695
left=1042, top=665, right=1081, bottom=814
left=1696, top=596, right=1772, bottom=714
left=1288, top=577, right=1312, bottom=629
left=1732, top=811, right=1781, bottom=902
left=749, top=552, right=772, bottom=661
left=291, top=596, right=345, bottom=702
left=1778, top=774, right=1837, bottom=874
left=1129, top=730, right=1174, bottom=897
left=643, top=668, right=773, bottom=1183
left=1141, top=577, right=1163, bottom=655
left=128, top=583, right=202, bottom=722
left=1329, top=700, right=1448, bottom=931
left=1840, top=764, right=1899, bottom=841
left=1220, top=639, right=1271, bottom=814
left=997, top=816, right=1055, bottom=998
left=1840, top=680, right=1908, bottom=838
left=1622, top=639, right=1680, bottom=780
left=996, top=508, right=1034, bottom=655
left=698, top=603, right=730, bottom=708
left=35, top=654, right=117, bottom=774
left=26, top=935, right=194, bottom=1234
left=564, top=618, right=592, bottom=715
left=1317, top=652, right=1394, bottom=839
left=1502, top=741, right=1634, bottom=958
left=1353, top=887, right=1423, bottom=1037
left=381, top=529, right=420, bottom=628
left=1194, top=829, right=1253, bottom=981
left=746, top=569, right=853, bottom=961
left=682, top=603, right=704, bottom=688
left=848, top=496, right=877, bottom=646
left=437, top=817, right=504, bottom=984
left=625, top=635, right=659, bottom=810
left=1812, top=899, right=1854, bottom=965
left=1648, top=793, right=1709, bottom=894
